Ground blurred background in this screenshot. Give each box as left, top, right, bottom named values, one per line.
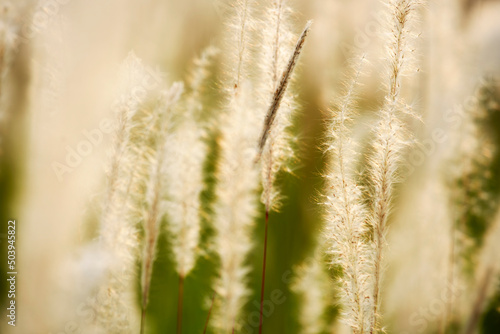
left=0, top=0, right=500, bottom=333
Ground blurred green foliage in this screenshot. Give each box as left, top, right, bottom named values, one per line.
left=450, top=78, right=500, bottom=333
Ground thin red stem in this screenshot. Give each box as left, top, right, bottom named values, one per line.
left=140, top=252, right=153, bottom=334
left=202, top=292, right=216, bottom=334
left=258, top=210, right=270, bottom=334
left=140, top=305, right=146, bottom=334
left=177, top=275, right=185, bottom=334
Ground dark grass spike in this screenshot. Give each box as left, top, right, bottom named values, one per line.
left=255, top=20, right=312, bottom=162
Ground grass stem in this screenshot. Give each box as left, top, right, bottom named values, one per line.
left=177, top=275, right=185, bottom=334
left=259, top=210, right=270, bottom=334
left=203, top=293, right=216, bottom=334
left=140, top=305, right=146, bottom=334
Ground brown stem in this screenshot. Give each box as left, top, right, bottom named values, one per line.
left=140, top=305, right=147, bottom=334
left=258, top=210, right=270, bottom=334
left=140, top=259, right=152, bottom=334
left=140, top=211, right=159, bottom=334
left=177, top=275, right=185, bottom=334
left=202, top=292, right=216, bottom=334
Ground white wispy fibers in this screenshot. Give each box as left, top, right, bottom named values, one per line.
left=212, top=1, right=260, bottom=331
left=162, top=47, right=216, bottom=280
left=162, top=115, right=206, bottom=277
left=139, top=82, right=184, bottom=334
left=93, top=52, right=167, bottom=334
left=184, top=46, right=219, bottom=117
left=226, top=0, right=256, bottom=92
left=161, top=47, right=217, bottom=334
left=323, top=57, right=372, bottom=333
left=214, top=80, right=260, bottom=332
left=257, top=0, right=309, bottom=211
left=291, top=251, right=332, bottom=334
left=367, top=0, right=421, bottom=332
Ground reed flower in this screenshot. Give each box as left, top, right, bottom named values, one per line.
left=213, top=82, right=260, bottom=332
left=212, top=0, right=260, bottom=331
left=95, top=52, right=161, bottom=333
left=256, top=0, right=300, bottom=212
left=367, top=1, right=421, bottom=331
left=140, top=83, right=184, bottom=334
left=162, top=47, right=217, bottom=280
left=255, top=3, right=311, bottom=331
left=324, top=57, right=372, bottom=333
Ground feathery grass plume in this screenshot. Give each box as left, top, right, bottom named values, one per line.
left=324, top=56, right=372, bottom=333
left=255, top=13, right=311, bottom=332
left=227, top=0, right=254, bottom=92
left=163, top=48, right=216, bottom=278
left=291, top=251, right=332, bottom=334
left=212, top=1, right=260, bottom=331
left=140, top=83, right=183, bottom=334
left=184, top=46, right=219, bottom=121
left=94, top=52, right=166, bottom=333
left=257, top=20, right=313, bottom=210
left=214, top=81, right=259, bottom=332
left=367, top=1, right=421, bottom=332
left=255, top=1, right=296, bottom=193
left=162, top=47, right=217, bottom=334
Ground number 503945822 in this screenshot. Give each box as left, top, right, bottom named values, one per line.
left=7, top=220, right=16, bottom=271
